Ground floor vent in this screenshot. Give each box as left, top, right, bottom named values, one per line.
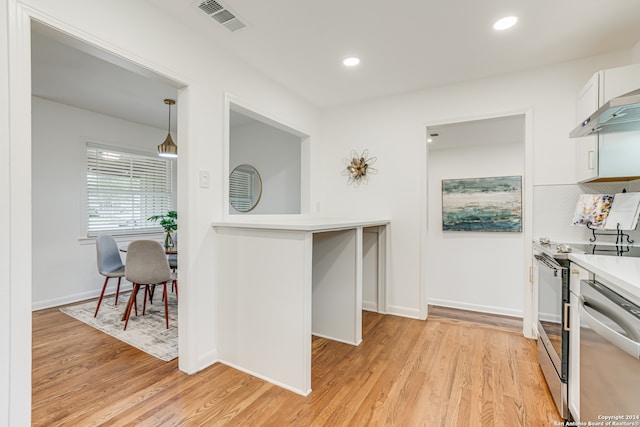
left=197, top=0, right=247, bottom=32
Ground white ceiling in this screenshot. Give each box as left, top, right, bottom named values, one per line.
left=30, top=1, right=640, bottom=129
left=148, top=0, right=640, bottom=108
left=31, top=25, right=179, bottom=130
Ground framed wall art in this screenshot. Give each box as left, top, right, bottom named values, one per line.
left=441, top=176, right=522, bottom=232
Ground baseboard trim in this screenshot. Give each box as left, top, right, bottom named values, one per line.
left=428, top=304, right=523, bottom=331
left=197, top=350, right=219, bottom=373
left=427, top=298, right=523, bottom=318
left=362, top=300, right=377, bottom=312
left=312, top=332, right=361, bottom=346
left=32, top=282, right=134, bottom=311
left=217, top=359, right=311, bottom=397
left=386, top=304, right=421, bottom=319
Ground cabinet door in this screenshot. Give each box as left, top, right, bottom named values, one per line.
left=601, top=63, right=640, bottom=101
left=575, top=73, right=600, bottom=182
left=576, top=137, right=598, bottom=182
left=576, top=72, right=600, bottom=125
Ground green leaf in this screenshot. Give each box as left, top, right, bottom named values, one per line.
left=147, top=210, right=178, bottom=232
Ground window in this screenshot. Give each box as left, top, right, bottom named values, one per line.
left=86, top=143, right=174, bottom=236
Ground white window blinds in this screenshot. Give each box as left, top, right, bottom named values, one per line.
left=86, top=143, right=174, bottom=236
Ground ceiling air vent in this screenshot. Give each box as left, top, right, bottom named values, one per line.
left=197, top=0, right=247, bottom=32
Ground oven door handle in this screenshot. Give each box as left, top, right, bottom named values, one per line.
left=579, top=297, right=640, bottom=359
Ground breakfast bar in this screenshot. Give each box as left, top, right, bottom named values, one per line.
left=212, top=217, right=389, bottom=395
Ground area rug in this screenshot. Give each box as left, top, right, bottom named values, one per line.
left=60, top=290, right=178, bottom=361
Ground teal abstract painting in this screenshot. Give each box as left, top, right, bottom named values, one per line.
left=442, top=176, right=522, bottom=232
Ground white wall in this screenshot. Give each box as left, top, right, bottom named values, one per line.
left=230, top=121, right=301, bottom=214
left=362, top=229, right=379, bottom=311
left=313, top=50, right=632, bottom=320
left=0, top=0, right=11, bottom=422
left=632, top=39, right=640, bottom=64
left=3, top=1, right=320, bottom=424
left=426, top=142, right=524, bottom=316
left=31, top=96, right=174, bottom=308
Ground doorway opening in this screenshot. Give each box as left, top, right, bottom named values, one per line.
left=30, top=19, right=187, bottom=383
left=424, top=114, right=532, bottom=327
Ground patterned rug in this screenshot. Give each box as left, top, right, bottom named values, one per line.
left=60, top=289, right=178, bottom=361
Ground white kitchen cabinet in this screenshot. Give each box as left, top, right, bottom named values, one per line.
left=575, top=73, right=599, bottom=182
left=600, top=64, right=640, bottom=102
left=575, top=64, right=640, bottom=183
left=568, top=264, right=591, bottom=422
left=575, top=137, right=598, bottom=183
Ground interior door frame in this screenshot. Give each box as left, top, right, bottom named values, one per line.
left=6, top=3, right=192, bottom=424
left=420, top=108, right=534, bottom=338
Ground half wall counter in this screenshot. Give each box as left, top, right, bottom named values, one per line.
left=212, top=217, right=390, bottom=395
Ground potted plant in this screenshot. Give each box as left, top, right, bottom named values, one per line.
left=147, top=210, right=177, bottom=250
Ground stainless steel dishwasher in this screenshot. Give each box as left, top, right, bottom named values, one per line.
left=579, top=279, right=640, bottom=423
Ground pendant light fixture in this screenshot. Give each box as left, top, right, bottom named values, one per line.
left=157, top=98, right=178, bottom=158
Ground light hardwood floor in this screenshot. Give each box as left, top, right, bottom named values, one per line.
left=33, top=304, right=561, bottom=426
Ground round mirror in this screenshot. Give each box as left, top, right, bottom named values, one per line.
left=229, top=164, right=262, bottom=212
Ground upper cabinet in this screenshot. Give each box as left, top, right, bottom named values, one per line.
left=575, top=64, right=640, bottom=183
left=599, top=64, right=640, bottom=104
left=575, top=74, right=600, bottom=182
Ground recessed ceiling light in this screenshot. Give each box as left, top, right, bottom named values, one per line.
left=493, top=16, right=518, bottom=31
left=343, top=57, right=360, bottom=67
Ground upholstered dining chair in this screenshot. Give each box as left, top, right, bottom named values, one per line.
left=95, top=234, right=125, bottom=317
left=123, top=240, right=172, bottom=330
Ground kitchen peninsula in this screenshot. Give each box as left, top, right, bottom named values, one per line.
left=212, top=217, right=390, bottom=395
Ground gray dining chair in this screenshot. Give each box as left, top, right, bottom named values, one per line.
left=95, top=234, right=125, bottom=317
left=123, top=240, right=172, bottom=330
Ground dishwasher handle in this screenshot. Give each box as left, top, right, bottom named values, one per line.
left=579, top=297, right=640, bottom=360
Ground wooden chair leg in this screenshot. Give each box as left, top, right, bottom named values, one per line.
left=124, top=284, right=139, bottom=330
left=114, top=277, right=122, bottom=305
left=143, top=285, right=149, bottom=315
left=148, top=284, right=156, bottom=304
left=94, top=276, right=110, bottom=317
left=165, top=280, right=178, bottom=301
left=163, top=283, right=169, bottom=329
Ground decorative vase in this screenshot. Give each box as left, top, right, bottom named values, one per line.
left=164, top=231, right=174, bottom=250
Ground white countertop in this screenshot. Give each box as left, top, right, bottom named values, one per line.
left=212, top=217, right=390, bottom=232
left=569, top=253, right=640, bottom=304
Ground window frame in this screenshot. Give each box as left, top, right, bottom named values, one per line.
left=84, top=142, right=176, bottom=238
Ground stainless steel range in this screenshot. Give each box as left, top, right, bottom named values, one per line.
left=533, top=240, right=640, bottom=420
left=533, top=241, right=571, bottom=419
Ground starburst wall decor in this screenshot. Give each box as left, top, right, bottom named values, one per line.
left=342, top=149, right=378, bottom=186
